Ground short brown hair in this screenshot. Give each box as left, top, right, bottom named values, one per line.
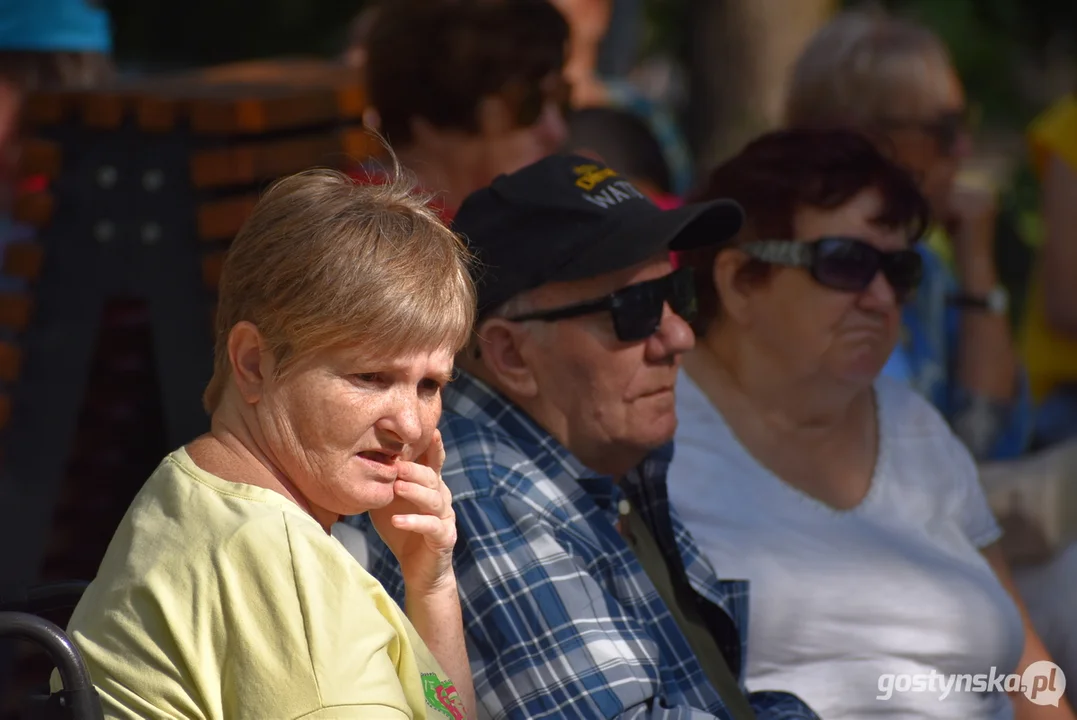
left=364, top=0, right=568, bottom=146
left=684, top=128, right=930, bottom=332
left=204, top=167, right=477, bottom=412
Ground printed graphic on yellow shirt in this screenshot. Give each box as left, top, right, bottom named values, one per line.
left=422, top=673, right=465, bottom=720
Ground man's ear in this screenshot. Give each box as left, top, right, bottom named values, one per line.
left=227, top=321, right=274, bottom=405
left=476, top=95, right=515, bottom=138
left=474, top=318, right=539, bottom=398
left=713, top=249, right=754, bottom=326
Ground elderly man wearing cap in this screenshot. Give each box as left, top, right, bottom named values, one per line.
left=350, top=155, right=818, bottom=720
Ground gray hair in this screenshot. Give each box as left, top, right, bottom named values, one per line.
left=784, top=8, right=953, bottom=128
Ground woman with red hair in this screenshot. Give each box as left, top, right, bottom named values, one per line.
left=669, top=128, right=1071, bottom=719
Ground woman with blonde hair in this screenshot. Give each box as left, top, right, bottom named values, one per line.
left=53, top=168, right=477, bottom=719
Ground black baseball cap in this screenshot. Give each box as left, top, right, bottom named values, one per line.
left=452, top=154, right=744, bottom=319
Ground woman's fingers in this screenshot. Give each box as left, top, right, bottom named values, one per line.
left=393, top=479, right=447, bottom=518
left=387, top=432, right=454, bottom=550
left=391, top=513, right=456, bottom=546
left=397, top=456, right=440, bottom=490
left=415, top=429, right=446, bottom=476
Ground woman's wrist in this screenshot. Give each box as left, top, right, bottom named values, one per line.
left=404, top=569, right=459, bottom=604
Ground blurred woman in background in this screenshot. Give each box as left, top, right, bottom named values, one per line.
left=785, top=8, right=1030, bottom=462
left=357, top=0, right=569, bottom=220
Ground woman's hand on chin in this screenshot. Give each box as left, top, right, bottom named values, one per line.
left=368, top=430, right=458, bottom=595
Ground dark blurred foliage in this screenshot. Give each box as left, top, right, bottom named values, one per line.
left=102, top=0, right=368, bottom=70
left=959, top=0, right=1077, bottom=57
left=642, top=0, right=1074, bottom=128
left=854, top=0, right=1076, bottom=125
left=640, top=0, right=689, bottom=60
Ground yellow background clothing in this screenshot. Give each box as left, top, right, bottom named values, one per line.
left=51, top=448, right=465, bottom=720
left=1022, top=96, right=1077, bottom=401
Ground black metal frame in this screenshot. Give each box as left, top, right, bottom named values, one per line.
left=0, top=612, right=103, bottom=720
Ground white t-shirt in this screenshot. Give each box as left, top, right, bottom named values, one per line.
left=668, top=372, right=1024, bottom=719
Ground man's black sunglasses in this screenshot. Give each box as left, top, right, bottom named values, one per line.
left=507, top=268, right=697, bottom=342
left=740, top=237, right=923, bottom=302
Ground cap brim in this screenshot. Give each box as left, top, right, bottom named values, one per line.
left=657, top=199, right=744, bottom=252
left=548, top=198, right=744, bottom=283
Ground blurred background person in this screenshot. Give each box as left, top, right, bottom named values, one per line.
left=566, top=105, right=681, bottom=208
left=358, top=0, right=569, bottom=219
left=784, top=8, right=1030, bottom=462
left=339, top=4, right=378, bottom=73
left=1022, top=91, right=1077, bottom=448
left=548, top=0, right=694, bottom=197
left=671, top=127, right=1072, bottom=720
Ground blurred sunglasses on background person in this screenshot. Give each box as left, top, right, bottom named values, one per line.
left=877, top=103, right=981, bottom=156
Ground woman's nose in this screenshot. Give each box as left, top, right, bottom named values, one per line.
left=378, top=396, right=424, bottom=445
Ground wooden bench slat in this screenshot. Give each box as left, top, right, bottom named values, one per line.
left=335, top=85, right=365, bottom=121
left=172, top=59, right=366, bottom=122
left=12, top=192, right=54, bottom=228
left=202, top=252, right=226, bottom=289
left=341, top=127, right=385, bottom=162
left=3, top=242, right=44, bottom=281
left=0, top=342, right=22, bottom=383
left=26, top=60, right=368, bottom=134
left=0, top=292, right=33, bottom=331
left=197, top=195, right=258, bottom=241
left=135, top=96, right=182, bottom=133
left=22, top=90, right=71, bottom=127
left=18, top=140, right=61, bottom=179
left=190, top=92, right=341, bottom=135
left=186, top=58, right=356, bottom=87
left=81, top=93, right=127, bottom=129
left=0, top=393, right=12, bottom=430
left=190, top=134, right=343, bottom=189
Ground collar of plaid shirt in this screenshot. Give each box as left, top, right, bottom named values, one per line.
left=350, top=370, right=820, bottom=719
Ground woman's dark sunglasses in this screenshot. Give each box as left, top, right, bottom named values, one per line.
left=740, top=237, right=923, bottom=302
left=507, top=268, right=697, bottom=342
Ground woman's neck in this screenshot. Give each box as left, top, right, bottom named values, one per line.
left=396, top=143, right=481, bottom=215
left=689, top=327, right=865, bottom=435
left=685, top=325, right=879, bottom=510
left=186, top=401, right=338, bottom=532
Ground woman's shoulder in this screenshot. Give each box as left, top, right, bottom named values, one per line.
left=873, top=376, right=977, bottom=492
left=95, top=450, right=365, bottom=602
left=875, top=374, right=951, bottom=438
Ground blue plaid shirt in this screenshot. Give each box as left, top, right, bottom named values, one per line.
left=348, top=372, right=818, bottom=720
